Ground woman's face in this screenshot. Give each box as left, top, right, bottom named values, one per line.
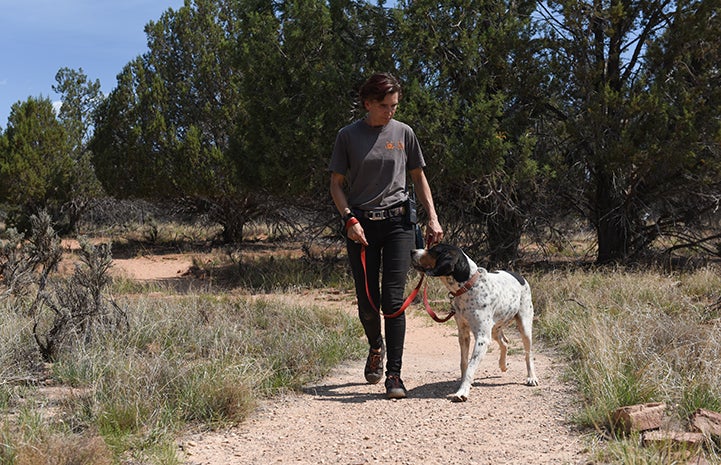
left=364, top=92, right=399, bottom=127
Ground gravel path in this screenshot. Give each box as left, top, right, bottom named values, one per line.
left=180, top=311, right=590, bottom=465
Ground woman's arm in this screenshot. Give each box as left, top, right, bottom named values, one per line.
left=410, top=167, right=444, bottom=246
left=330, top=172, right=368, bottom=246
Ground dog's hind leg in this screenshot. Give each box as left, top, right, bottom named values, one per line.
left=515, top=313, right=538, bottom=386
left=492, top=325, right=509, bottom=372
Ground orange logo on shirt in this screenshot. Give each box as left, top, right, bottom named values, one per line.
left=385, top=140, right=405, bottom=151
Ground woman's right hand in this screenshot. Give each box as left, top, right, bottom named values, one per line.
left=347, top=222, right=368, bottom=246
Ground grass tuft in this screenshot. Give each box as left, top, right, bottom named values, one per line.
left=12, top=434, right=113, bottom=465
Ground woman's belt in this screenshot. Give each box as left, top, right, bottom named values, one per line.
left=353, top=205, right=406, bottom=221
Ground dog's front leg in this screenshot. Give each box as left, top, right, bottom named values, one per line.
left=451, top=328, right=491, bottom=402
left=455, top=317, right=471, bottom=380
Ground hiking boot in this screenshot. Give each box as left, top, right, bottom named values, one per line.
left=364, top=342, right=384, bottom=384
left=385, top=374, right=407, bottom=399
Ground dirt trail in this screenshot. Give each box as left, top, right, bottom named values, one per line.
left=178, top=308, right=589, bottom=465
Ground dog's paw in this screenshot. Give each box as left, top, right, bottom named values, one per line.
left=450, top=391, right=469, bottom=402
left=526, top=377, right=539, bottom=387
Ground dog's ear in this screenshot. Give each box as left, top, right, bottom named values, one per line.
left=451, top=256, right=472, bottom=283
left=426, top=245, right=473, bottom=282
left=427, top=253, right=457, bottom=277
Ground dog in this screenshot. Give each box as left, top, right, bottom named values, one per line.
left=410, top=244, right=538, bottom=402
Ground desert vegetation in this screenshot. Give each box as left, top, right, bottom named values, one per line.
left=535, top=266, right=721, bottom=463
left=0, top=212, right=364, bottom=464
left=3, top=0, right=721, bottom=268
left=1, top=207, right=720, bottom=464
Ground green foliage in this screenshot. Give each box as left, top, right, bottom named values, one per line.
left=0, top=68, right=103, bottom=234
left=86, top=0, right=721, bottom=263
left=0, top=98, right=72, bottom=231
left=1, top=0, right=717, bottom=263
left=539, top=0, right=721, bottom=263
left=104, top=0, right=369, bottom=206
left=52, top=67, right=105, bottom=232
left=53, top=67, right=102, bottom=151
left=91, top=57, right=180, bottom=199
left=393, top=0, right=544, bottom=264
left=232, top=0, right=351, bottom=199
left=92, top=0, right=248, bottom=201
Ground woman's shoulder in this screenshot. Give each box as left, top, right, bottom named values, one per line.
left=388, top=119, right=417, bottom=136
left=338, top=119, right=365, bottom=134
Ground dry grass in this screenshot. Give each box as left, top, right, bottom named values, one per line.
left=4, top=214, right=721, bottom=463
left=1, top=250, right=362, bottom=465
left=9, top=434, right=113, bottom=465
left=532, top=265, right=721, bottom=462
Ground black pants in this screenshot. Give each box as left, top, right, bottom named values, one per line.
left=347, top=216, right=414, bottom=377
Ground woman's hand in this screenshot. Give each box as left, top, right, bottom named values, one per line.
left=347, top=222, right=369, bottom=246
left=425, top=217, right=443, bottom=247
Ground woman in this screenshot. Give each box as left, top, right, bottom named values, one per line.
left=329, top=72, right=443, bottom=399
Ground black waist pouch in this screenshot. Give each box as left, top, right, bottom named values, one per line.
left=404, top=194, right=424, bottom=248
left=404, top=196, right=418, bottom=224
left=414, top=223, right=424, bottom=248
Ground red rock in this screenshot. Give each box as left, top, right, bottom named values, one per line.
left=642, top=430, right=704, bottom=447
left=690, top=408, right=721, bottom=436
left=613, top=402, right=666, bottom=434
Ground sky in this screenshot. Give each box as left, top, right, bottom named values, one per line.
left=0, top=0, right=186, bottom=127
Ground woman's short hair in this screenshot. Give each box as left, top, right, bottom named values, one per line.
left=359, top=73, right=402, bottom=103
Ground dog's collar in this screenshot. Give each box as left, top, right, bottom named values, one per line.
left=449, top=270, right=481, bottom=297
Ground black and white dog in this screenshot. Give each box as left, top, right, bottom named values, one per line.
left=411, top=244, right=538, bottom=402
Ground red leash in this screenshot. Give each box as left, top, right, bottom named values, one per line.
left=360, top=246, right=423, bottom=318
left=422, top=284, right=456, bottom=323
left=360, top=246, right=455, bottom=322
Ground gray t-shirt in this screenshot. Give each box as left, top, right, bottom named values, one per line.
left=328, top=118, right=426, bottom=210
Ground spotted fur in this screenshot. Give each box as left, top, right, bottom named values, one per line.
left=411, top=244, right=538, bottom=402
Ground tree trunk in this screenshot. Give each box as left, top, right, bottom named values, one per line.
left=486, top=207, right=522, bottom=268
left=595, top=173, right=629, bottom=264
left=220, top=209, right=245, bottom=244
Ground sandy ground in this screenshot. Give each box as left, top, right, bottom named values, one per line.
left=110, top=252, right=591, bottom=465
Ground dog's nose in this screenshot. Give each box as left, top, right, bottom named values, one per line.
left=410, top=249, right=423, bottom=261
